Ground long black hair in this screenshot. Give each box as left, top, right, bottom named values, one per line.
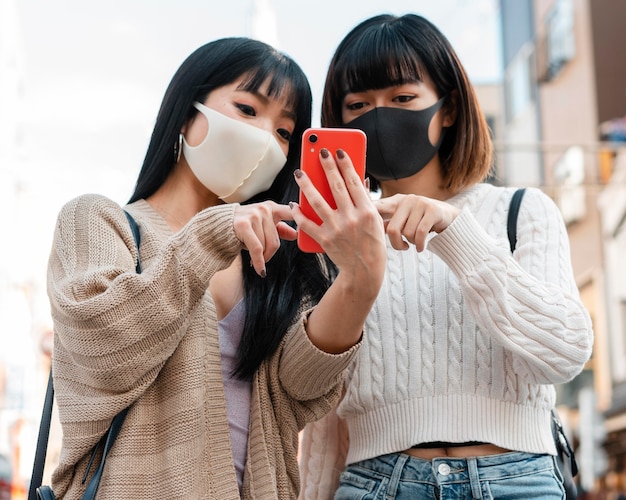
left=129, top=38, right=335, bottom=379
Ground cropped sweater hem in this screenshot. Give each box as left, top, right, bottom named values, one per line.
left=343, top=394, right=557, bottom=465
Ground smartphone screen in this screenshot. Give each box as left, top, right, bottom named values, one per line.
left=297, top=128, right=367, bottom=253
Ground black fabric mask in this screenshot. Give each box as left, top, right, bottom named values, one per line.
left=344, top=97, right=446, bottom=181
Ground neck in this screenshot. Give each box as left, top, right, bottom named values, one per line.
left=379, top=159, right=455, bottom=201
left=146, top=162, right=222, bottom=231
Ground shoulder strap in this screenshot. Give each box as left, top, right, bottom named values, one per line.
left=507, top=188, right=526, bottom=253
left=81, top=407, right=129, bottom=500
left=28, top=371, right=54, bottom=500
left=28, top=210, right=141, bottom=500
left=124, top=210, right=142, bottom=273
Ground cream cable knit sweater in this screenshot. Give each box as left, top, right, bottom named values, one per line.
left=298, top=183, right=593, bottom=499
left=47, top=194, right=359, bottom=500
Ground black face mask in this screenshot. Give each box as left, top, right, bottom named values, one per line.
left=344, top=97, right=446, bottom=181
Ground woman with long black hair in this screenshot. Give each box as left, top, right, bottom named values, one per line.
left=46, top=37, right=386, bottom=499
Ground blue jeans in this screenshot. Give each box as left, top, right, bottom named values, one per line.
left=334, top=451, right=565, bottom=499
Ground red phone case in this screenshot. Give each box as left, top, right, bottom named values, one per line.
left=297, top=128, right=367, bottom=253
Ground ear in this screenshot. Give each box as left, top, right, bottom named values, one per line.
left=442, top=90, right=458, bottom=127
left=180, top=119, right=192, bottom=137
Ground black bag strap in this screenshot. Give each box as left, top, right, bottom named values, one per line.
left=81, top=407, right=129, bottom=500
left=507, top=188, right=526, bottom=253
left=28, top=210, right=141, bottom=500
left=28, top=371, right=54, bottom=500
left=124, top=210, right=143, bottom=273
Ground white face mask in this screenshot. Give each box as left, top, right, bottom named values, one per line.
left=182, top=102, right=287, bottom=203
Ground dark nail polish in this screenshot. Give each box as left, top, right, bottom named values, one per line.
left=336, top=149, right=345, bottom=159
left=294, top=169, right=303, bottom=178
left=260, top=268, right=267, bottom=278
left=320, top=148, right=330, bottom=158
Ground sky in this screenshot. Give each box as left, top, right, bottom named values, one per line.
left=9, top=0, right=502, bottom=190
left=0, top=0, right=502, bottom=342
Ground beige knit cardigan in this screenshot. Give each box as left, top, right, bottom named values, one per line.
left=46, top=194, right=359, bottom=499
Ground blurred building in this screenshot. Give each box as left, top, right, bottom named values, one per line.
left=474, top=82, right=505, bottom=183
left=499, top=0, right=626, bottom=495
left=599, top=147, right=626, bottom=492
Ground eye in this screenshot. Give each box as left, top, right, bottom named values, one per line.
left=345, top=101, right=367, bottom=111
left=393, top=94, right=416, bottom=104
left=236, top=103, right=256, bottom=116
left=277, top=128, right=292, bottom=142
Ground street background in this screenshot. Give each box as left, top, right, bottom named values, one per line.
left=3, top=0, right=626, bottom=498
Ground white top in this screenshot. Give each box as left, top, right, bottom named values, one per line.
left=219, top=299, right=251, bottom=491
left=298, top=183, right=593, bottom=497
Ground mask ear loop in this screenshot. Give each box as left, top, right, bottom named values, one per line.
left=176, top=133, right=183, bottom=163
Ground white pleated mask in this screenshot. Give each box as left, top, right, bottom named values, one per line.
left=182, top=102, right=287, bottom=203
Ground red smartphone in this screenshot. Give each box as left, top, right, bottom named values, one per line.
left=297, top=127, right=367, bottom=253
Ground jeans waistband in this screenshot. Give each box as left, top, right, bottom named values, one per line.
left=351, top=451, right=554, bottom=483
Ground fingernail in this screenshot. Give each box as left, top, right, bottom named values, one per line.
left=320, top=148, right=330, bottom=158
left=364, top=177, right=370, bottom=190
left=336, top=149, right=345, bottom=159
left=260, top=268, right=267, bottom=278
left=294, top=169, right=303, bottom=178
left=289, top=201, right=295, bottom=209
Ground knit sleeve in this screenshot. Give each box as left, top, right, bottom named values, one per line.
left=47, top=194, right=240, bottom=415
left=427, top=188, right=593, bottom=384
left=278, top=308, right=360, bottom=405
left=246, top=311, right=360, bottom=498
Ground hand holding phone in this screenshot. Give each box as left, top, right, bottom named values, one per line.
left=297, top=128, right=367, bottom=253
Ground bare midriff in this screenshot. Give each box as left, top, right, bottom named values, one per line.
left=403, top=443, right=511, bottom=460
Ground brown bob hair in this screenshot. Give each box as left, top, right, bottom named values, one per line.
left=321, top=13, right=493, bottom=192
